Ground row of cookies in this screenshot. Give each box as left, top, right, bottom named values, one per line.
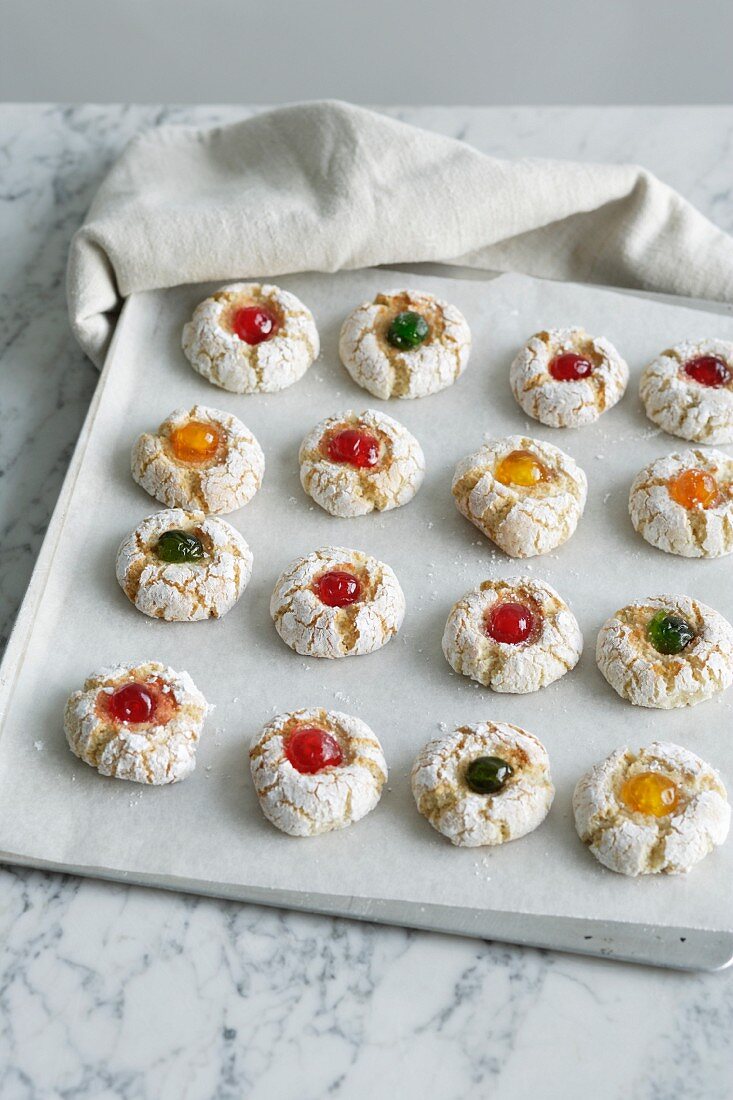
left=63, top=669, right=730, bottom=878
left=179, top=281, right=733, bottom=443
left=130, top=404, right=733, bottom=559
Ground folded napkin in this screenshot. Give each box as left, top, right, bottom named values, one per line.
left=68, top=100, right=733, bottom=367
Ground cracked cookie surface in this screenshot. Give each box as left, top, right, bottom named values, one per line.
left=116, top=508, right=253, bottom=621
left=442, top=577, right=582, bottom=693
left=182, top=282, right=319, bottom=394
left=249, top=708, right=388, bottom=836
left=639, top=340, right=733, bottom=443
left=573, top=741, right=730, bottom=876
left=411, top=722, right=554, bottom=847
left=299, top=408, right=425, bottom=517
left=64, top=661, right=209, bottom=785
left=596, top=594, right=733, bottom=709
left=451, top=435, right=587, bottom=557
left=270, top=546, right=405, bottom=658
left=510, top=327, right=629, bottom=428
left=629, top=448, right=733, bottom=558
left=131, top=404, right=265, bottom=514
left=339, top=288, right=471, bottom=399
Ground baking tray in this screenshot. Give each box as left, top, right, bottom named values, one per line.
left=2, top=269, right=733, bottom=971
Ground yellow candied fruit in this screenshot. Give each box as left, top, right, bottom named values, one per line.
left=620, top=771, right=679, bottom=817
left=495, top=449, right=547, bottom=488
left=667, top=468, right=719, bottom=510
left=170, top=421, right=220, bottom=463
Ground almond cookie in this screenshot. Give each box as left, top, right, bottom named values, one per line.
left=116, top=508, right=253, bottom=621
left=640, top=340, right=733, bottom=444
left=596, top=594, right=733, bottom=709
left=339, top=288, right=471, bottom=400
left=442, top=577, right=582, bottom=693
left=270, top=546, right=405, bottom=658
left=182, top=282, right=319, bottom=394
left=629, top=448, right=733, bottom=558
left=131, top=405, right=265, bottom=514
left=411, top=722, right=554, bottom=847
left=299, top=408, right=425, bottom=517
left=573, top=741, right=730, bottom=876
left=452, top=435, right=587, bottom=557
left=64, top=661, right=208, bottom=784
left=249, top=708, right=388, bottom=836
left=510, top=327, right=629, bottom=428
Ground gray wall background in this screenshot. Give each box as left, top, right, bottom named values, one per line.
left=2, top=0, right=732, bottom=104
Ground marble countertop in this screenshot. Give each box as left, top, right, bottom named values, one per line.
left=1, top=104, right=732, bottom=1100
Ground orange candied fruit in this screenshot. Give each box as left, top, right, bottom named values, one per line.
left=620, top=772, right=679, bottom=817
left=667, top=468, right=719, bottom=511
left=170, top=420, right=221, bottom=463
left=495, top=449, right=547, bottom=488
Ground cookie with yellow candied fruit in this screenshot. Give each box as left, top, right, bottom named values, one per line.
left=510, top=327, right=628, bottom=428
left=629, top=447, right=733, bottom=558
left=339, top=288, right=471, bottom=399
left=298, top=408, right=425, bottom=517
left=451, top=435, right=587, bottom=557
left=596, top=594, right=733, bottom=709
left=64, top=661, right=209, bottom=785
left=573, top=741, right=730, bottom=876
left=131, top=405, right=265, bottom=515
left=410, top=721, right=554, bottom=847
left=182, top=282, right=319, bottom=393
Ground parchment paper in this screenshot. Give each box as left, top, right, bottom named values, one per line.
left=2, top=269, right=733, bottom=940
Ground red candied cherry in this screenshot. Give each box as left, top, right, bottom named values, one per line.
left=232, top=305, right=279, bottom=345
left=548, top=352, right=593, bottom=381
left=109, top=683, right=156, bottom=724
left=485, top=601, right=536, bottom=644
left=314, top=570, right=362, bottom=608
left=683, top=356, right=732, bottom=388
left=285, top=727, right=343, bottom=774
left=326, top=428, right=380, bottom=469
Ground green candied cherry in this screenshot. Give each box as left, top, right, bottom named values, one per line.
left=465, top=755, right=514, bottom=795
left=155, top=529, right=205, bottom=564
left=387, top=310, right=429, bottom=350
left=647, top=609, right=695, bottom=655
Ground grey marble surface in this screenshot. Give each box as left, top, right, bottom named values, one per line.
left=1, top=104, right=732, bottom=1099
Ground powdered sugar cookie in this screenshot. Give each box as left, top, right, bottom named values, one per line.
left=64, top=661, right=208, bottom=785
left=411, top=722, right=554, bottom=847
left=442, top=577, right=582, bottom=693
left=510, top=327, right=628, bottom=428
left=640, top=340, right=733, bottom=444
left=131, top=404, right=265, bottom=514
left=249, top=708, right=387, bottom=836
left=452, top=435, right=587, bottom=557
left=629, top=448, right=733, bottom=558
left=270, top=546, right=405, bottom=658
left=298, top=409, right=425, bottom=517
left=182, top=282, right=319, bottom=394
left=339, top=288, right=471, bottom=399
left=596, top=594, right=733, bottom=709
left=573, top=741, right=730, bottom=876
left=116, top=509, right=253, bottom=621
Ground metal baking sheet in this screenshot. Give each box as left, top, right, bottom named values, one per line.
left=1, top=269, right=733, bottom=971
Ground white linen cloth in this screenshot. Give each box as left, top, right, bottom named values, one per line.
left=67, top=100, right=733, bottom=367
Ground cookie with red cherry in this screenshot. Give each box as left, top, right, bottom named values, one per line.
left=250, top=708, right=388, bottom=836
left=182, top=282, right=319, bottom=393
left=510, top=327, right=628, bottom=428
left=339, top=288, right=471, bottom=399
left=443, top=577, right=582, bottom=693
left=64, top=661, right=208, bottom=784
left=132, top=404, right=265, bottom=514
left=299, top=409, right=425, bottom=517
left=640, top=340, right=733, bottom=444
left=270, top=546, right=405, bottom=658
